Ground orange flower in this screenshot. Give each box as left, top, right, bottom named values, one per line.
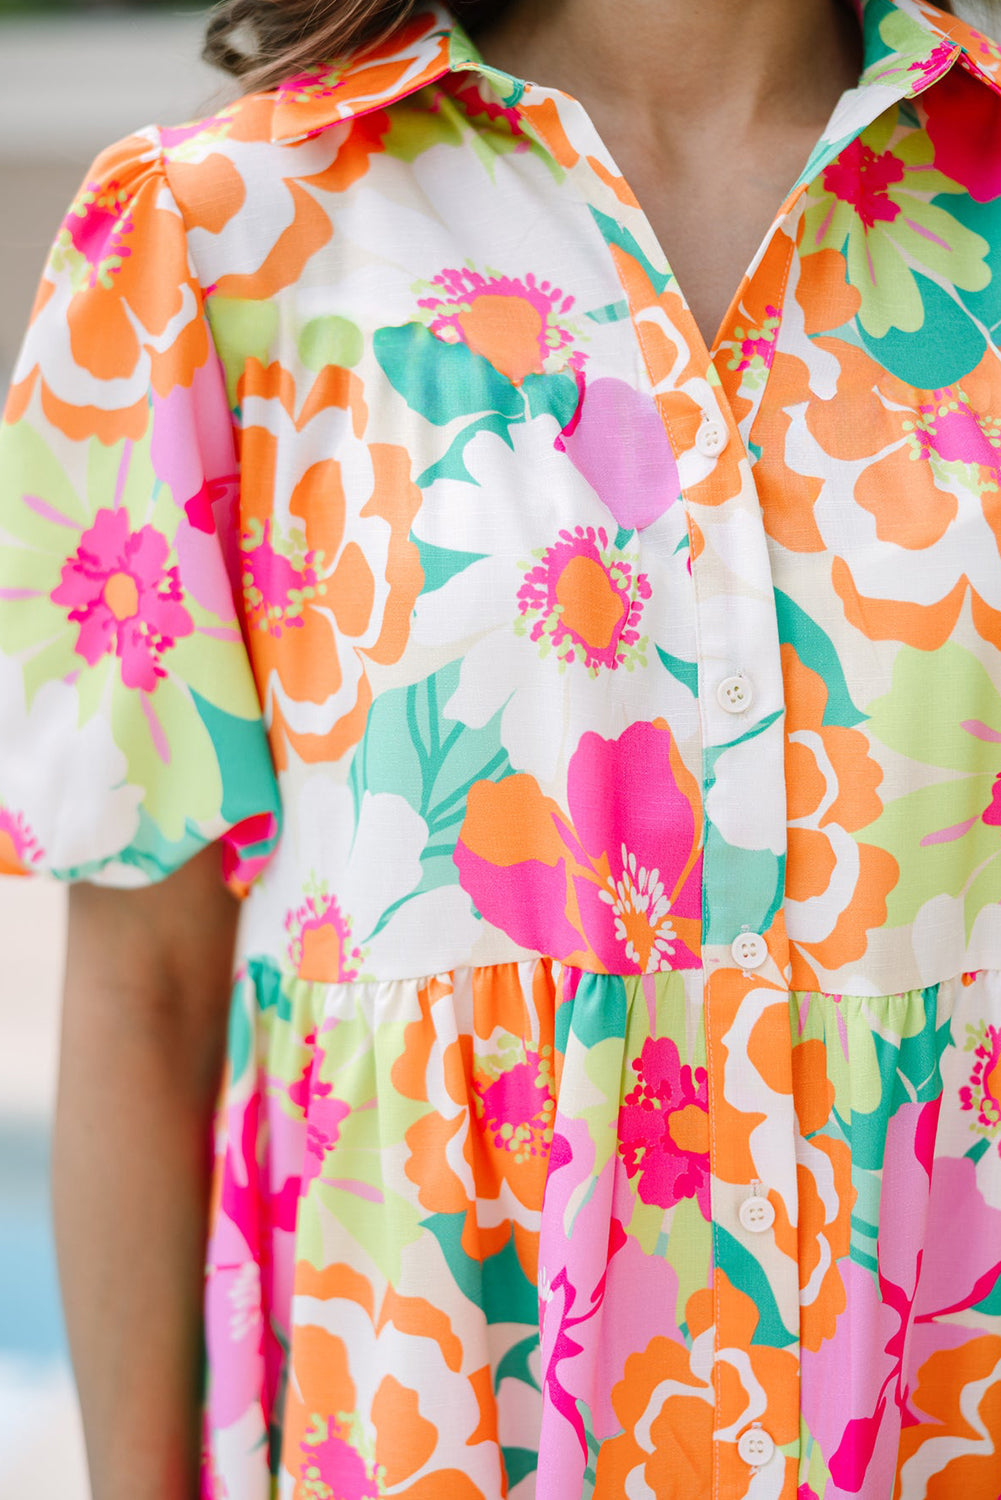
left=595, top=1274, right=799, bottom=1499
left=771, top=1034, right=855, bottom=1352
left=894, top=1334, right=1001, bottom=1500
left=782, top=643, right=899, bottom=987
left=283, top=1262, right=489, bottom=1498
left=390, top=965, right=557, bottom=1282
left=237, top=358, right=423, bottom=770
left=793, top=338, right=1001, bottom=651
left=6, top=135, right=208, bottom=447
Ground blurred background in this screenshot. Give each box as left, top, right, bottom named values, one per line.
left=0, top=3, right=224, bottom=1491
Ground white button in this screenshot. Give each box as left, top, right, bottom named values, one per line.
left=739, top=1194, right=776, bottom=1234
left=717, top=674, right=753, bottom=714
left=737, top=1425, right=775, bottom=1467
left=731, top=932, right=768, bottom=969
left=695, top=417, right=729, bottom=457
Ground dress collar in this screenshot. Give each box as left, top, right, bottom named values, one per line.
left=268, top=0, right=1001, bottom=144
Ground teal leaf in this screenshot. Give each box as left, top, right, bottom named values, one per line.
left=190, top=689, right=281, bottom=828
left=225, top=976, right=254, bottom=1082
left=348, top=662, right=516, bottom=931
left=656, top=646, right=699, bottom=697
left=858, top=273, right=986, bottom=387
left=416, top=411, right=519, bottom=487
left=565, top=972, right=628, bottom=1046
left=586, top=298, right=630, bottom=325
left=423, top=1214, right=538, bottom=1324
left=614, top=526, right=635, bottom=550
left=705, top=708, right=784, bottom=772
left=589, top=207, right=670, bottom=294
left=495, top=1334, right=541, bottom=1392
left=248, top=955, right=290, bottom=1021
left=939, top=190, right=1001, bottom=333
left=715, top=1226, right=797, bottom=1346
left=374, top=322, right=524, bottom=424
left=503, top=1448, right=540, bottom=1490
left=521, top=371, right=580, bottom=428
left=774, top=590, right=865, bottom=727
left=700, top=833, right=784, bottom=946
left=838, top=987, right=950, bottom=1167
left=52, top=808, right=207, bottom=885
left=413, top=535, right=488, bottom=595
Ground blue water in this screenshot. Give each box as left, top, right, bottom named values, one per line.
left=0, top=1123, right=67, bottom=1359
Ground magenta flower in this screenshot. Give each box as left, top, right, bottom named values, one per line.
left=822, top=137, right=905, bottom=229
left=455, top=720, right=703, bottom=972
left=618, top=1036, right=711, bottom=1217
left=51, top=507, right=193, bottom=691
left=802, top=1097, right=1001, bottom=1497
left=300, top=1419, right=378, bottom=1498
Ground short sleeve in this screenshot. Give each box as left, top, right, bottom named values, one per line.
left=0, top=129, right=281, bottom=890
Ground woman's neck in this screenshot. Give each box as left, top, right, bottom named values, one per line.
left=475, top=0, right=864, bottom=143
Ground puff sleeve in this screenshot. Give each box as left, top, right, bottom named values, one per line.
left=0, top=129, right=281, bottom=889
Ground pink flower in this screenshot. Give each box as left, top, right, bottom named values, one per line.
left=536, top=1108, right=683, bottom=1491
left=0, top=805, right=43, bottom=872
left=285, top=890, right=365, bottom=982
left=51, top=507, right=193, bottom=691
left=204, top=1086, right=302, bottom=1432
left=924, top=63, right=1001, bottom=204
left=455, top=720, right=703, bottom=972
left=822, top=138, right=905, bottom=228
left=418, top=265, right=585, bottom=384
left=618, top=1036, right=711, bottom=1217
left=475, top=1049, right=555, bottom=1161
left=516, top=525, right=651, bottom=674
left=802, top=1098, right=1001, bottom=1497
left=960, top=1022, right=1001, bottom=1136
left=300, top=1419, right=378, bottom=1498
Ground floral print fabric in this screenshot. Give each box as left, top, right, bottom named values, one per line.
left=2, top=0, right=1001, bottom=1494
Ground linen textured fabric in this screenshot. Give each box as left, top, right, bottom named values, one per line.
left=2, top=0, right=1001, bottom=1494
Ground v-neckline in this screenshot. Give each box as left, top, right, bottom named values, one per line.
left=461, top=27, right=964, bottom=391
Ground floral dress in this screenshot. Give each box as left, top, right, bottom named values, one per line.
left=2, top=0, right=1001, bottom=1494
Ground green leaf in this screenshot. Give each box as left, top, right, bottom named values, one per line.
left=503, top=1448, right=540, bottom=1490
left=495, top=1334, right=541, bottom=1393
left=864, top=779, right=999, bottom=928
left=423, top=1215, right=538, bottom=1325
left=348, top=662, right=516, bottom=931
left=374, top=322, right=524, bottom=425
left=521, top=371, right=580, bottom=429
left=206, top=298, right=280, bottom=408
left=298, top=315, right=363, bottom=371
left=656, top=646, right=699, bottom=697
left=774, top=589, right=865, bottom=727
left=416, top=411, right=519, bottom=488
left=412, top=534, right=488, bottom=594
left=867, top=643, right=1001, bottom=773
left=715, top=1226, right=797, bottom=1346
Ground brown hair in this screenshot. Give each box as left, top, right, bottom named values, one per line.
left=202, top=0, right=510, bottom=93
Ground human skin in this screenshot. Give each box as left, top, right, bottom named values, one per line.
left=55, top=847, right=239, bottom=1500
left=53, top=4, right=864, bottom=1497
left=475, top=0, right=864, bottom=344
